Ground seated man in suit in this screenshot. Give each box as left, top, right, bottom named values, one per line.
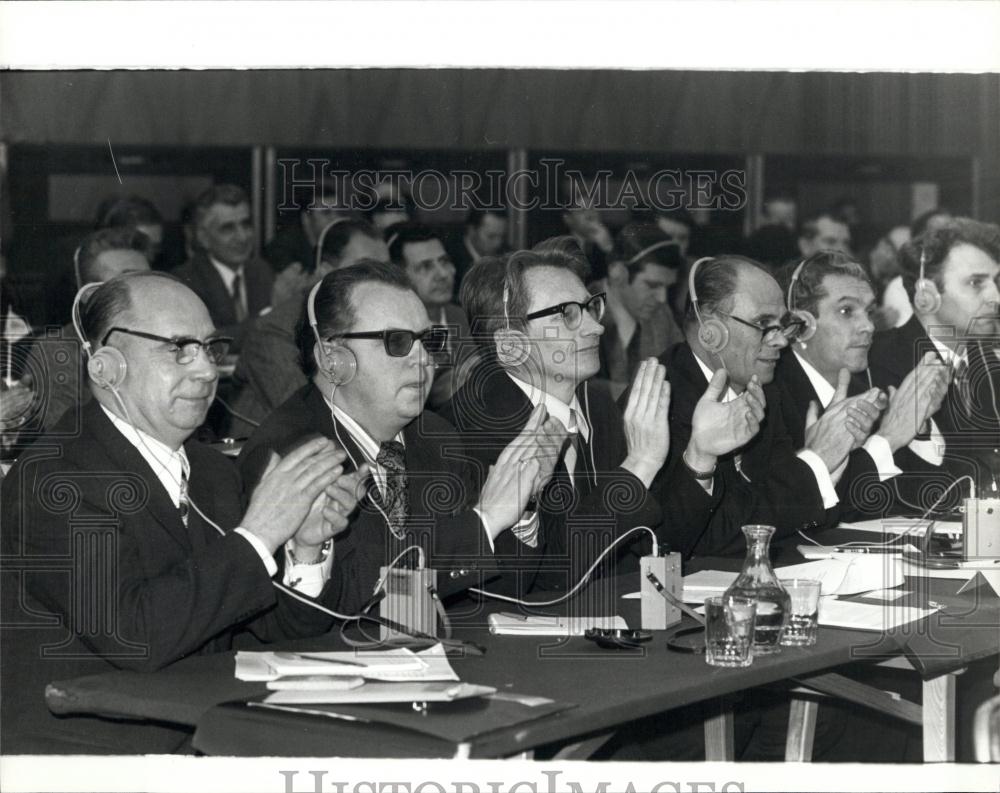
left=237, top=261, right=554, bottom=616
left=594, top=223, right=685, bottom=398
left=441, top=247, right=764, bottom=594
left=661, top=254, right=883, bottom=557
left=1, top=271, right=357, bottom=754
left=20, top=227, right=152, bottom=438
left=867, top=219, right=1000, bottom=502
left=447, top=208, right=508, bottom=299
left=775, top=251, right=951, bottom=522
left=388, top=222, right=478, bottom=410
left=228, top=219, right=388, bottom=434
left=173, top=184, right=275, bottom=351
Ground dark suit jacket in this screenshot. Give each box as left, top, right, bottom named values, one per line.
left=172, top=252, right=274, bottom=350
left=237, top=385, right=490, bottom=615
left=865, top=315, right=997, bottom=501
left=659, top=342, right=827, bottom=557
left=0, top=401, right=334, bottom=753
left=440, top=361, right=693, bottom=593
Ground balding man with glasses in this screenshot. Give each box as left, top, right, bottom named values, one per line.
left=660, top=255, right=885, bottom=558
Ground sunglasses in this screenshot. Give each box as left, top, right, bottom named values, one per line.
left=335, top=326, right=450, bottom=357
left=524, top=292, right=607, bottom=330
left=101, top=327, right=233, bottom=365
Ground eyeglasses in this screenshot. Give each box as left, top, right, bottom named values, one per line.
left=335, top=326, right=450, bottom=357
left=524, top=292, right=607, bottom=329
left=718, top=312, right=806, bottom=343
left=101, top=327, right=233, bottom=364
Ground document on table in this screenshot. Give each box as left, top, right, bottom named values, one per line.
left=838, top=517, right=962, bottom=538
left=235, top=644, right=459, bottom=683
left=818, top=598, right=938, bottom=631
left=261, top=681, right=495, bottom=705
left=487, top=613, right=627, bottom=636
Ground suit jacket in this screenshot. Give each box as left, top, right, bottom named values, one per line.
left=773, top=350, right=884, bottom=523
left=172, top=252, right=274, bottom=350
left=237, top=385, right=490, bottom=615
left=865, top=315, right=998, bottom=499
left=427, top=303, right=479, bottom=412
left=440, top=361, right=691, bottom=593
left=0, top=401, right=334, bottom=753
left=659, top=342, right=827, bottom=557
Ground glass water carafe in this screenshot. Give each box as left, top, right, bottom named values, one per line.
left=724, top=525, right=790, bottom=654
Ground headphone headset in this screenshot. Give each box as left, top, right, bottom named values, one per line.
left=786, top=255, right=819, bottom=343
left=306, top=278, right=357, bottom=387
left=498, top=255, right=530, bottom=366
left=72, top=281, right=128, bottom=391
left=626, top=239, right=675, bottom=267
left=313, top=217, right=353, bottom=274
left=688, top=256, right=729, bottom=354
left=72, top=244, right=84, bottom=292
left=913, top=245, right=942, bottom=315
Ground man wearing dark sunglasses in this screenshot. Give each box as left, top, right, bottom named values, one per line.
left=1, top=272, right=359, bottom=753
left=238, top=261, right=555, bottom=616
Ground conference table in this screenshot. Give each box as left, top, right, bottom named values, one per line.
left=45, top=535, right=1000, bottom=762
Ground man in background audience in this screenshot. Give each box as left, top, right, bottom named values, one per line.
left=389, top=222, right=478, bottom=410
left=228, top=219, right=388, bottom=435
left=594, top=224, right=684, bottom=397
left=561, top=196, right=614, bottom=281
left=19, top=228, right=151, bottom=438
left=448, top=208, right=508, bottom=297
left=744, top=193, right=799, bottom=269
left=173, top=184, right=274, bottom=351
left=95, top=195, right=165, bottom=266
left=798, top=211, right=852, bottom=259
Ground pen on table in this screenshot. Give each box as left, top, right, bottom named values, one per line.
left=835, top=546, right=905, bottom=554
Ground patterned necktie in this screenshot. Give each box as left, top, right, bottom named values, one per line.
left=178, top=467, right=190, bottom=528
left=564, top=408, right=581, bottom=489
left=953, top=346, right=973, bottom=418
left=231, top=271, right=247, bottom=322
left=376, top=440, right=409, bottom=539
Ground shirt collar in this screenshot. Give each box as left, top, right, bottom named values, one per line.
left=506, top=373, right=590, bottom=441
left=793, top=350, right=836, bottom=408
left=325, top=396, right=405, bottom=466
left=100, top=404, right=189, bottom=507
left=209, top=256, right=243, bottom=292
left=691, top=350, right=738, bottom=403
left=926, top=333, right=969, bottom=369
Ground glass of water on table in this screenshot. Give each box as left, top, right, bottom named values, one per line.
left=704, top=595, right=757, bottom=668
left=779, top=578, right=822, bottom=647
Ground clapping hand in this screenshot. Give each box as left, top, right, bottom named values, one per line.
left=622, top=358, right=671, bottom=488
left=804, top=368, right=884, bottom=473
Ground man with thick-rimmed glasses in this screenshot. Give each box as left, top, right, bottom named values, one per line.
left=661, top=254, right=884, bottom=557
left=1, top=271, right=358, bottom=754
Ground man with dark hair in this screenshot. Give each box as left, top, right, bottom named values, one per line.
left=238, top=261, right=555, bottom=615
left=744, top=193, right=799, bottom=269
left=595, top=224, right=685, bottom=397
left=19, top=228, right=152, bottom=437
left=442, top=247, right=763, bottom=594
left=388, top=222, right=478, bottom=409
left=228, top=220, right=388, bottom=434
left=775, top=251, right=949, bottom=522
left=448, top=208, right=508, bottom=296
left=95, top=195, right=165, bottom=265
left=172, top=184, right=274, bottom=350
left=1, top=271, right=357, bottom=753
left=798, top=212, right=852, bottom=258
left=661, top=254, right=883, bottom=556
left=867, top=219, right=1000, bottom=492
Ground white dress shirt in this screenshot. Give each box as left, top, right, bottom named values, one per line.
left=692, top=354, right=839, bottom=509
left=793, top=351, right=901, bottom=482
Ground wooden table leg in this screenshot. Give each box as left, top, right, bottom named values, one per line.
left=704, top=700, right=735, bottom=761
left=785, top=696, right=818, bottom=761
left=923, top=671, right=959, bottom=762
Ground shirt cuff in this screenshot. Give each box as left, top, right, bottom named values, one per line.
left=282, top=540, right=334, bottom=597
left=796, top=449, right=840, bottom=509
left=908, top=418, right=945, bottom=466
left=866, top=435, right=903, bottom=482
left=472, top=507, right=496, bottom=553
left=234, top=527, right=279, bottom=578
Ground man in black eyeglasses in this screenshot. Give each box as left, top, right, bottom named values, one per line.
left=1, top=271, right=361, bottom=754
left=442, top=246, right=759, bottom=597
left=238, top=261, right=555, bottom=617
left=662, top=254, right=884, bottom=558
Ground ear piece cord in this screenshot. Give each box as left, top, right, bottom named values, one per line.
left=582, top=380, right=598, bottom=488
left=688, top=256, right=731, bottom=381
left=468, top=526, right=659, bottom=606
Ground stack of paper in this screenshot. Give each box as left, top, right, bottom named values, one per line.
left=817, top=599, right=937, bottom=631
left=487, top=613, right=626, bottom=636
left=235, top=644, right=459, bottom=683
left=839, top=517, right=962, bottom=539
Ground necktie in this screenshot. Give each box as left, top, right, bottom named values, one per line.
left=953, top=346, right=973, bottom=419
left=564, top=408, right=581, bottom=489
left=376, top=440, right=409, bottom=539
left=178, top=467, right=190, bottom=528
left=231, top=271, right=247, bottom=322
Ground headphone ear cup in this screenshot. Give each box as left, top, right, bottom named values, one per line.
left=913, top=279, right=942, bottom=315
left=88, top=348, right=127, bottom=389
left=494, top=329, right=530, bottom=367
left=792, top=309, right=817, bottom=342
left=317, top=343, right=357, bottom=386
left=698, top=318, right=729, bottom=354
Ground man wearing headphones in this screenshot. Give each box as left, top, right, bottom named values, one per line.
left=237, top=260, right=554, bottom=616
left=775, top=251, right=951, bottom=522
left=1, top=271, right=360, bottom=753
left=661, top=254, right=884, bottom=557
left=228, top=219, right=388, bottom=435
left=442, top=246, right=762, bottom=595
left=867, top=219, right=1000, bottom=494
